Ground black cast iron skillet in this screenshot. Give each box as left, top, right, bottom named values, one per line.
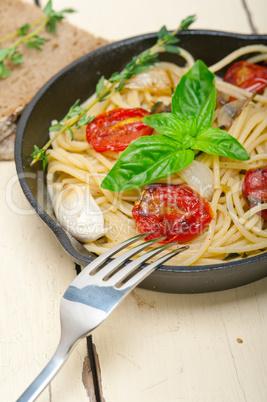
left=15, top=30, right=267, bottom=293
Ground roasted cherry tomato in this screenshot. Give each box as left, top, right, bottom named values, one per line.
left=242, top=166, right=267, bottom=220
left=86, top=108, right=153, bottom=152
left=223, top=61, right=267, bottom=93
left=132, top=184, right=213, bottom=243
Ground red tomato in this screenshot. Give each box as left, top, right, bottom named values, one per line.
left=132, top=184, right=213, bottom=243
left=86, top=108, right=153, bottom=152
left=242, top=166, right=267, bottom=220
left=223, top=61, right=267, bottom=93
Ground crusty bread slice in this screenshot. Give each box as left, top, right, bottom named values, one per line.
left=0, top=0, right=108, bottom=160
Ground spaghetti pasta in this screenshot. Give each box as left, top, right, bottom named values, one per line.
left=46, top=46, right=267, bottom=266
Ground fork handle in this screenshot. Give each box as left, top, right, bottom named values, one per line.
left=16, top=341, right=71, bottom=402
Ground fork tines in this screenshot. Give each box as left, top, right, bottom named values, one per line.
left=85, top=233, right=189, bottom=290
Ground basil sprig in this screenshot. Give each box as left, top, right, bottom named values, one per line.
left=101, top=60, right=250, bottom=192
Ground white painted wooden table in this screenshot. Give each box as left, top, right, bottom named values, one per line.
left=1, top=1, right=267, bottom=401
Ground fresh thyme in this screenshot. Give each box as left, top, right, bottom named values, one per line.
left=31, top=145, right=50, bottom=171
left=30, top=15, right=196, bottom=167
left=50, top=100, right=95, bottom=141
left=0, top=0, right=75, bottom=78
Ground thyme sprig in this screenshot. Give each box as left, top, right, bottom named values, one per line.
left=0, top=0, right=75, bottom=78
left=30, top=15, right=196, bottom=168
left=31, top=145, right=50, bottom=171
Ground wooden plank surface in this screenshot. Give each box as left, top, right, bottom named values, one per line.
left=0, top=162, right=91, bottom=401
left=93, top=281, right=267, bottom=401
left=1, top=0, right=267, bottom=401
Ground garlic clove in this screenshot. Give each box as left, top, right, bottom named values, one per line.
left=48, top=183, right=109, bottom=242
left=179, top=160, right=214, bottom=201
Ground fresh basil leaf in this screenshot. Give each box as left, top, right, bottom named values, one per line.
left=143, top=113, right=186, bottom=142
left=101, top=135, right=194, bottom=191
left=184, top=117, right=197, bottom=137
left=195, top=84, right=216, bottom=130
left=182, top=135, right=196, bottom=149
left=172, top=60, right=216, bottom=130
left=143, top=114, right=198, bottom=146
left=194, top=127, right=250, bottom=161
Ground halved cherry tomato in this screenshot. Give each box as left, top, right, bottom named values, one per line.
left=86, top=108, right=153, bottom=152
left=223, top=61, right=267, bottom=93
left=132, top=184, right=213, bottom=243
left=242, top=166, right=267, bottom=220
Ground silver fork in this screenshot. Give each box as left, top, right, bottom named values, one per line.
left=17, top=233, right=188, bottom=402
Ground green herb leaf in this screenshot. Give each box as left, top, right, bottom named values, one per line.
left=25, top=35, right=47, bottom=51
left=63, top=99, right=83, bottom=120
left=194, top=127, right=250, bottom=161
left=156, top=26, right=179, bottom=49
left=49, top=123, right=63, bottom=132
left=68, top=128, right=74, bottom=141
left=10, top=51, right=23, bottom=64
left=143, top=113, right=186, bottom=143
left=18, top=23, right=31, bottom=37
left=180, top=15, right=196, bottom=30
left=47, top=10, right=76, bottom=34
left=223, top=253, right=240, bottom=261
left=31, top=145, right=49, bottom=170
left=0, top=46, right=24, bottom=65
left=76, top=114, right=95, bottom=128
left=43, top=0, right=76, bottom=34
left=101, top=135, right=194, bottom=191
left=164, top=44, right=181, bottom=54
left=0, top=48, right=9, bottom=62
left=0, top=61, right=11, bottom=78
left=157, top=25, right=169, bottom=40
left=172, top=60, right=216, bottom=130
left=96, top=75, right=105, bottom=97
left=195, top=86, right=216, bottom=131
left=43, top=0, right=53, bottom=15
